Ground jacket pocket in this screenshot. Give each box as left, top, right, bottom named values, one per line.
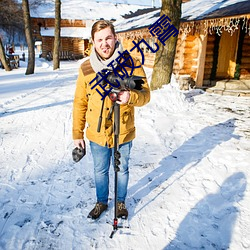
left=120, top=106, right=135, bottom=134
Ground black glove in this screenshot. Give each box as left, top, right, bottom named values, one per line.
left=134, top=79, right=144, bottom=90
left=72, top=146, right=86, bottom=162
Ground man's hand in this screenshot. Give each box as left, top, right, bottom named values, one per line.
left=74, top=139, right=85, bottom=149
left=116, top=90, right=130, bottom=105
left=72, top=139, right=86, bottom=162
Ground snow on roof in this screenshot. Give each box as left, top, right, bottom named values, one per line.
left=114, top=9, right=160, bottom=32
left=30, top=0, right=151, bottom=20
left=182, top=0, right=250, bottom=21
left=114, top=0, right=250, bottom=33
left=40, top=27, right=91, bottom=39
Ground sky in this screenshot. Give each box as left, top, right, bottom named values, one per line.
left=0, top=48, right=249, bottom=249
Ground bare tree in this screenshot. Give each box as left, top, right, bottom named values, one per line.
left=151, top=0, right=182, bottom=90
left=0, top=0, right=23, bottom=71
left=0, top=37, right=11, bottom=71
left=0, top=0, right=24, bottom=36
left=22, top=0, right=35, bottom=75
left=53, top=0, right=61, bottom=70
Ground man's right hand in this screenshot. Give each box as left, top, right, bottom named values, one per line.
left=72, top=139, right=86, bottom=162
left=74, top=139, right=85, bottom=149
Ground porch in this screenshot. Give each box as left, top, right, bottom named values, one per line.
left=205, top=79, right=250, bottom=97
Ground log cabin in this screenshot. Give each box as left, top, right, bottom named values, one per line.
left=30, top=1, right=152, bottom=61
left=114, top=0, right=250, bottom=95
left=31, top=18, right=92, bottom=60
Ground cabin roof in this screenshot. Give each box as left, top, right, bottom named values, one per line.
left=114, top=9, right=160, bottom=33
left=182, top=0, right=250, bottom=21
left=114, top=0, right=250, bottom=33
left=30, top=0, right=151, bottom=20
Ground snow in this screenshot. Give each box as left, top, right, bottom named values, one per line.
left=93, top=0, right=161, bottom=7
left=0, top=49, right=250, bottom=250
left=30, top=0, right=153, bottom=20
left=182, top=0, right=249, bottom=21
left=114, top=9, right=160, bottom=32
left=40, top=27, right=92, bottom=39
left=114, top=0, right=250, bottom=33
left=28, top=0, right=250, bottom=40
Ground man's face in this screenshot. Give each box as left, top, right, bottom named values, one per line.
left=93, top=27, right=117, bottom=60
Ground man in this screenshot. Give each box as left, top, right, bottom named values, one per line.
left=72, top=20, right=150, bottom=220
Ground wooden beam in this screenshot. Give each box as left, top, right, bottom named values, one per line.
left=195, top=32, right=207, bottom=87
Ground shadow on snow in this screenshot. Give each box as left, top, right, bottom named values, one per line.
left=128, top=118, right=239, bottom=213
left=0, top=100, right=73, bottom=117
left=127, top=118, right=243, bottom=248
left=164, top=172, right=247, bottom=249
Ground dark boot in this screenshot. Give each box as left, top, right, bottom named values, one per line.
left=117, top=202, right=128, bottom=219
left=87, top=202, right=108, bottom=220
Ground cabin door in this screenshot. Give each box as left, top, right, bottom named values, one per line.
left=216, top=30, right=239, bottom=79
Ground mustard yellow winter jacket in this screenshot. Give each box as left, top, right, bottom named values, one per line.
left=72, top=57, right=150, bottom=148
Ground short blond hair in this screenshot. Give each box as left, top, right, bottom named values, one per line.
left=91, top=20, right=116, bottom=40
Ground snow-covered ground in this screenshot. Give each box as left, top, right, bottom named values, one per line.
left=0, top=49, right=250, bottom=250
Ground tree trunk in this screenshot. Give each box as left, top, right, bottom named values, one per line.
left=53, top=0, right=61, bottom=70
left=151, top=0, right=182, bottom=90
left=22, top=0, right=35, bottom=75
left=0, top=37, right=11, bottom=71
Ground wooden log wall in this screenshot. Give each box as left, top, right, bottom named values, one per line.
left=203, top=33, right=215, bottom=82
left=32, top=18, right=86, bottom=29
left=32, top=17, right=88, bottom=59
left=240, top=35, right=250, bottom=79
left=72, top=38, right=88, bottom=56
left=173, top=34, right=185, bottom=75
left=41, top=37, right=53, bottom=58
left=184, top=35, right=198, bottom=79
left=117, top=31, right=157, bottom=68
left=41, top=37, right=87, bottom=59
left=61, top=38, right=74, bottom=52
left=173, top=33, right=199, bottom=81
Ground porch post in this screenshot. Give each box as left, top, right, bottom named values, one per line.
left=195, top=32, right=207, bottom=88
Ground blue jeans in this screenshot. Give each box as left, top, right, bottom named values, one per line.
left=90, top=141, right=132, bottom=205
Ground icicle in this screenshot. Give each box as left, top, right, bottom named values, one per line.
left=180, top=15, right=250, bottom=37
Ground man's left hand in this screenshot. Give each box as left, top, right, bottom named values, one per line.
left=116, top=90, right=130, bottom=105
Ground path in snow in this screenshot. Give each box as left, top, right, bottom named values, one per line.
left=0, top=60, right=250, bottom=249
